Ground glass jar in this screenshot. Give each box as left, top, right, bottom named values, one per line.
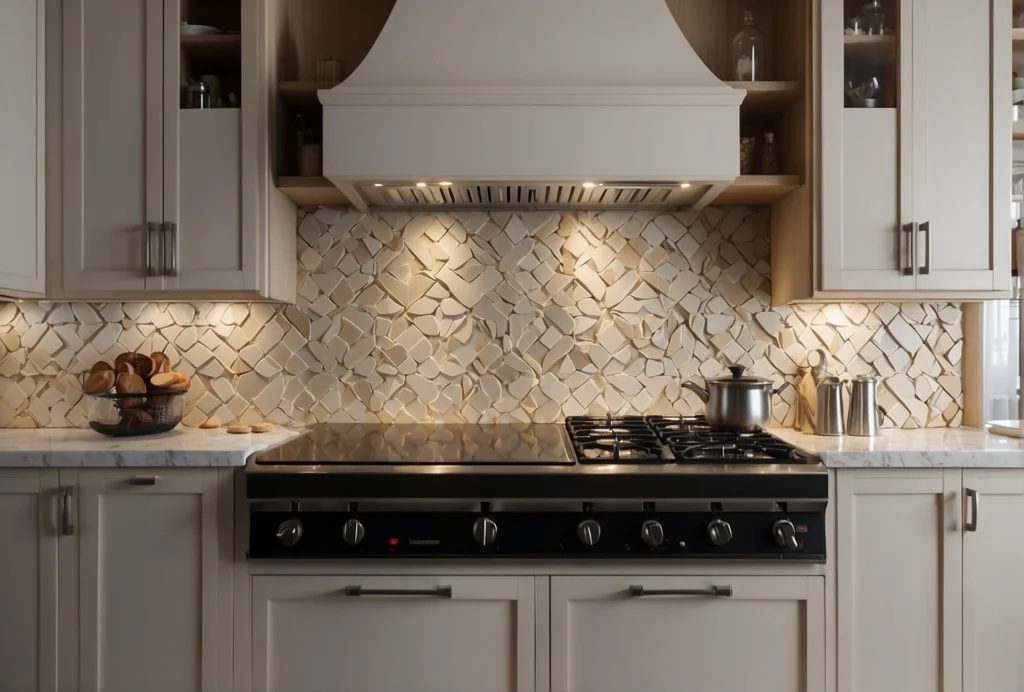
left=732, top=10, right=765, bottom=81
left=861, top=0, right=886, bottom=35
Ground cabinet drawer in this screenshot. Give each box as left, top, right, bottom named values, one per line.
left=251, top=575, right=536, bottom=692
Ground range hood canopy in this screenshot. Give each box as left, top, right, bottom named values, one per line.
left=319, top=0, right=745, bottom=210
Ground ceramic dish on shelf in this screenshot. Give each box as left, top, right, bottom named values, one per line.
left=180, top=23, right=221, bottom=36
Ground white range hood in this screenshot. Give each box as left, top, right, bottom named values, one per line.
left=319, top=0, right=745, bottom=210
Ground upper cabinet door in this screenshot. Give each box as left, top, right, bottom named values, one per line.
left=912, top=0, right=1010, bottom=291
left=0, top=0, right=46, bottom=297
left=164, top=0, right=257, bottom=293
left=62, top=0, right=164, bottom=293
left=820, top=0, right=915, bottom=291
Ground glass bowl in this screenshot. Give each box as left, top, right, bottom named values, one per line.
left=84, top=390, right=186, bottom=437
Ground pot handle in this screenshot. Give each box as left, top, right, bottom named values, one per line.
left=773, top=381, right=793, bottom=396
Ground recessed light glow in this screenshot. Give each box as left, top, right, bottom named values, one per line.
left=416, top=182, right=427, bottom=188
left=439, top=181, right=453, bottom=186
left=374, top=183, right=383, bottom=187
left=582, top=182, right=598, bottom=189
left=680, top=183, right=692, bottom=189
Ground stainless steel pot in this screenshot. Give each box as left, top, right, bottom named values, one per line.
left=683, top=365, right=792, bottom=432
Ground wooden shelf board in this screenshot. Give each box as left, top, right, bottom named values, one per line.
left=180, top=33, right=240, bottom=59
left=1015, top=122, right=1024, bottom=141
left=278, top=81, right=339, bottom=108
left=277, top=177, right=350, bottom=207
left=1013, top=28, right=1024, bottom=45
left=844, top=34, right=896, bottom=57
left=714, top=175, right=802, bottom=206
left=725, top=81, right=803, bottom=114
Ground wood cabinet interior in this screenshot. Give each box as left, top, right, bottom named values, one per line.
left=180, top=0, right=242, bottom=107
left=270, top=0, right=810, bottom=213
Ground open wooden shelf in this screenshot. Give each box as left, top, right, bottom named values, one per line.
left=844, top=34, right=896, bottom=57
left=725, top=81, right=803, bottom=115
left=277, top=177, right=350, bottom=207
left=714, top=175, right=802, bottom=206
left=278, top=81, right=338, bottom=109
left=1013, top=28, right=1024, bottom=45
left=1014, top=122, right=1024, bottom=141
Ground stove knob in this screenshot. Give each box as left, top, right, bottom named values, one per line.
left=472, top=517, right=498, bottom=546
left=342, top=518, right=366, bottom=546
left=772, top=519, right=799, bottom=550
left=708, top=519, right=734, bottom=546
left=276, top=518, right=303, bottom=547
left=640, top=520, right=665, bottom=548
left=577, top=519, right=601, bottom=546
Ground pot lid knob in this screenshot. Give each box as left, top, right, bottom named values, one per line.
left=727, top=365, right=746, bottom=379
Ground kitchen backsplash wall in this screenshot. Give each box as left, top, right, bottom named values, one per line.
left=0, top=207, right=963, bottom=429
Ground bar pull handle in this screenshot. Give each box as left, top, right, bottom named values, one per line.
left=965, top=488, right=979, bottom=532
left=343, top=586, right=453, bottom=598
left=163, top=222, right=178, bottom=277
left=901, top=223, right=916, bottom=276
left=919, top=221, right=931, bottom=275
left=128, top=475, right=160, bottom=486
left=60, top=487, right=74, bottom=536
left=628, top=585, right=733, bottom=598
left=146, top=223, right=161, bottom=277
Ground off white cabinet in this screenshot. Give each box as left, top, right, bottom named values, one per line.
left=0, top=471, right=58, bottom=692
left=835, top=469, right=963, bottom=692
left=549, top=576, right=825, bottom=692
left=815, top=0, right=1009, bottom=298
left=58, top=468, right=232, bottom=692
left=250, top=575, right=537, bottom=692
left=0, top=0, right=46, bottom=297
left=961, top=471, right=1024, bottom=692
left=58, top=0, right=295, bottom=300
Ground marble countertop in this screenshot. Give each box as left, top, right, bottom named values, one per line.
left=769, top=427, right=1024, bottom=468
left=0, top=427, right=307, bottom=467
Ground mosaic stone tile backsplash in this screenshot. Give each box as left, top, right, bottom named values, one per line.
left=0, top=207, right=963, bottom=429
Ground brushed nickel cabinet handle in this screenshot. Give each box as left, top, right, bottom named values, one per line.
left=919, top=221, right=931, bottom=275
left=628, top=585, right=733, bottom=597
left=128, top=475, right=160, bottom=486
left=146, top=223, right=160, bottom=277
left=60, top=487, right=74, bottom=536
left=901, top=223, right=915, bottom=276
left=965, top=488, right=979, bottom=532
left=343, top=586, right=453, bottom=598
left=163, top=222, right=178, bottom=277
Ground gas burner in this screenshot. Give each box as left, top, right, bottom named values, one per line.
left=679, top=441, right=802, bottom=463
left=576, top=437, right=665, bottom=463
left=645, top=415, right=711, bottom=436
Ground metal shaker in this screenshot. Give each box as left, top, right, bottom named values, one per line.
left=815, top=377, right=845, bottom=436
left=848, top=375, right=883, bottom=436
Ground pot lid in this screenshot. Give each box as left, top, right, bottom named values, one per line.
left=705, top=365, right=775, bottom=387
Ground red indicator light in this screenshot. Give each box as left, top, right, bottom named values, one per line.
left=388, top=537, right=400, bottom=547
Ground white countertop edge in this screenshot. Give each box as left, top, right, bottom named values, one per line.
left=0, top=427, right=308, bottom=468
left=768, top=427, right=1024, bottom=468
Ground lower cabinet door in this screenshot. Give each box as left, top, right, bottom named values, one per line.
left=962, top=471, right=1024, bottom=692
left=62, top=469, right=230, bottom=692
left=550, top=576, right=824, bottom=692
left=251, top=576, right=536, bottom=692
left=0, top=471, right=57, bottom=692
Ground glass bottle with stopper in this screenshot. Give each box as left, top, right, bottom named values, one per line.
left=732, top=10, right=765, bottom=81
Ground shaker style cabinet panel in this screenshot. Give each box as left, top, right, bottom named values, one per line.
left=835, top=469, right=963, bottom=692
left=0, top=0, right=46, bottom=297
left=0, top=471, right=58, bottom=692
left=816, top=0, right=1009, bottom=297
left=57, top=0, right=295, bottom=300
left=250, top=576, right=537, bottom=692
left=961, top=471, right=1024, bottom=692
left=58, top=469, right=231, bottom=692
left=549, top=576, right=825, bottom=692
